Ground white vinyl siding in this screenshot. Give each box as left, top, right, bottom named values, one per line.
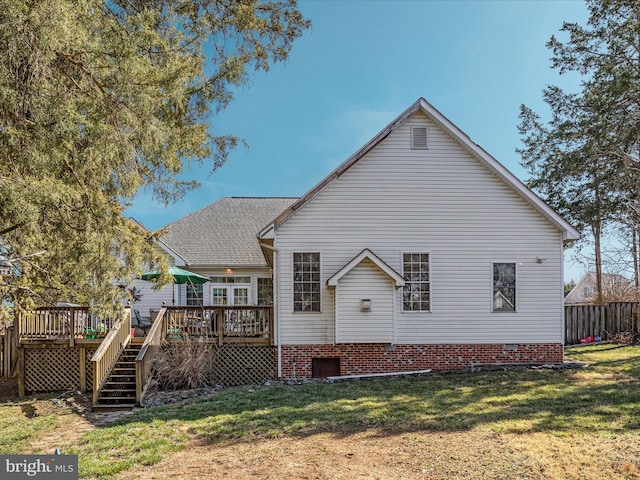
left=275, top=111, right=565, bottom=345
left=335, top=259, right=394, bottom=343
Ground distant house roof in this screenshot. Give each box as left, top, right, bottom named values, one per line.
left=565, top=272, right=633, bottom=305
left=260, top=97, right=580, bottom=244
left=160, top=197, right=298, bottom=267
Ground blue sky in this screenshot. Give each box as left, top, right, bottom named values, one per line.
left=126, top=0, right=590, bottom=281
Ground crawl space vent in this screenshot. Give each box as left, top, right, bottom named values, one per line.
left=411, top=126, right=428, bottom=149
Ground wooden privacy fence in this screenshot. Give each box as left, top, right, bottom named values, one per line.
left=564, top=302, right=639, bottom=345
left=0, top=326, right=16, bottom=377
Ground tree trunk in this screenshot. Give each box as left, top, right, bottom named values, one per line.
left=593, top=221, right=603, bottom=305
left=634, top=228, right=639, bottom=299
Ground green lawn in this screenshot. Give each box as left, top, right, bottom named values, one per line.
left=1, top=343, right=639, bottom=479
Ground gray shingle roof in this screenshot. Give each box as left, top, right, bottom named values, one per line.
left=161, top=197, right=297, bottom=267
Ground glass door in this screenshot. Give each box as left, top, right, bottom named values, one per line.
left=233, top=287, right=249, bottom=305
left=211, top=287, right=228, bottom=305
left=210, top=283, right=251, bottom=306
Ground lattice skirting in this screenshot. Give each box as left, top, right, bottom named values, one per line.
left=23, top=345, right=97, bottom=394
left=212, top=345, right=277, bottom=386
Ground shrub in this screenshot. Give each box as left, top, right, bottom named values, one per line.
left=153, top=337, right=214, bottom=390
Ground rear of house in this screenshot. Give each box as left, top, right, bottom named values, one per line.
left=12, top=98, right=580, bottom=399
left=260, top=98, right=579, bottom=379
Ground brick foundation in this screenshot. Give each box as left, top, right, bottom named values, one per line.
left=280, top=343, right=563, bottom=379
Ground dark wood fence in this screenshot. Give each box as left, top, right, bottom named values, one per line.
left=564, top=302, right=639, bottom=345
left=0, top=326, right=16, bottom=377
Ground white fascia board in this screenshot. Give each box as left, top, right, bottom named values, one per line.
left=155, top=239, right=187, bottom=266
left=258, top=223, right=275, bottom=240
left=327, top=248, right=405, bottom=287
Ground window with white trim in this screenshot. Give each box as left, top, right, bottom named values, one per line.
left=210, top=276, right=251, bottom=306
left=293, top=252, right=320, bottom=312
left=402, top=253, right=430, bottom=311
left=186, top=284, right=203, bottom=306
left=493, top=263, right=516, bottom=312
left=257, top=277, right=273, bottom=305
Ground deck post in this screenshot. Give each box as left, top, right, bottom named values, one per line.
left=269, top=307, right=274, bottom=346
left=217, top=307, right=224, bottom=346
left=69, top=308, right=75, bottom=347
left=79, top=347, right=86, bottom=392
left=17, top=347, right=25, bottom=398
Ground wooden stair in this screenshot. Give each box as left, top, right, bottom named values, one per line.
left=94, top=343, right=141, bottom=410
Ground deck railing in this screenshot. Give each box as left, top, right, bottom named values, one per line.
left=135, top=307, right=167, bottom=405
left=163, top=306, right=273, bottom=345
left=17, top=307, right=117, bottom=345
left=90, top=309, right=131, bottom=405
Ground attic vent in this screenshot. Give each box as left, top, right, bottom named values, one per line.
left=411, top=126, right=428, bottom=149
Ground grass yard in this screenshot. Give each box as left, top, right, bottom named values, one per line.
left=1, top=344, right=639, bottom=479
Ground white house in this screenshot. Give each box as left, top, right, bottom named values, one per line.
left=258, top=98, right=580, bottom=378
left=564, top=272, right=635, bottom=305
left=131, top=197, right=297, bottom=319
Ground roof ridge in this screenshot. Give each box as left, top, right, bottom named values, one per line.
left=163, top=196, right=299, bottom=229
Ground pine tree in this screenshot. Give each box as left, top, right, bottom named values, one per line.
left=518, top=0, right=640, bottom=304
left=0, top=0, right=309, bottom=312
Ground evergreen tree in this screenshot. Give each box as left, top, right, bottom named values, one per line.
left=518, top=0, right=640, bottom=303
left=0, top=0, right=309, bottom=311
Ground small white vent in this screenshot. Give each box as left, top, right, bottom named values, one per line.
left=411, top=126, right=428, bottom=149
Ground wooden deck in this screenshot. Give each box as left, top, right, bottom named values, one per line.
left=16, top=305, right=274, bottom=346
left=163, top=306, right=273, bottom=345
left=14, top=305, right=275, bottom=403
left=17, top=307, right=117, bottom=345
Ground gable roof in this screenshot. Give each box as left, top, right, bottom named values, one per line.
left=327, top=249, right=405, bottom=287
left=259, top=98, right=580, bottom=243
left=564, top=271, right=633, bottom=304
left=161, top=197, right=297, bottom=267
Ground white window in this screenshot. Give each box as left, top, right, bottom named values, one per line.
left=234, top=287, right=249, bottom=306
left=211, top=287, right=228, bottom=305
left=493, top=263, right=516, bottom=312
left=257, top=277, right=273, bottom=305
left=186, top=284, right=203, bottom=306
left=402, top=253, right=430, bottom=311
left=210, top=277, right=251, bottom=306
left=293, top=252, right=320, bottom=312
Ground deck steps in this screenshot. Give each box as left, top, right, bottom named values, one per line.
left=94, top=343, right=142, bottom=409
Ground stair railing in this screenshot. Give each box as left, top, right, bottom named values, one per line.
left=135, top=307, right=167, bottom=405
left=90, top=308, right=132, bottom=405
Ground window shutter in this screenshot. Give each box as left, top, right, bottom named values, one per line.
left=411, top=126, right=428, bottom=149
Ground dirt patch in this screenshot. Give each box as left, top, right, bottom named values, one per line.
left=117, top=430, right=526, bottom=480
left=0, top=377, right=18, bottom=401
left=115, top=429, right=640, bottom=480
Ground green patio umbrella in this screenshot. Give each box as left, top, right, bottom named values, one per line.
left=141, top=266, right=209, bottom=285
left=140, top=266, right=209, bottom=305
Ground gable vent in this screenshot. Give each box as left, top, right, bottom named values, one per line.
left=411, top=126, right=428, bottom=149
